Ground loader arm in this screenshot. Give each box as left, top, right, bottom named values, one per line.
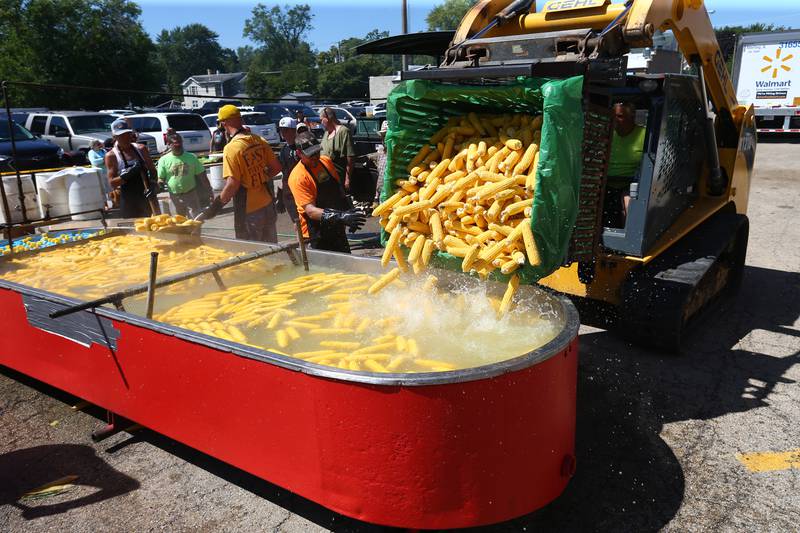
left=624, top=0, right=739, bottom=121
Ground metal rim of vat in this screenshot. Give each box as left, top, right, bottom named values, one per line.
left=0, top=229, right=581, bottom=387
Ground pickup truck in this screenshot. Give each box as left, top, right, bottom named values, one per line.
left=24, top=112, right=159, bottom=156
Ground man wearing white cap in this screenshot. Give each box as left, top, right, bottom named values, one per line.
left=277, top=117, right=300, bottom=223
left=105, top=119, right=160, bottom=217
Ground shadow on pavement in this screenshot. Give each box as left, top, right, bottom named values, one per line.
left=0, top=444, right=140, bottom=520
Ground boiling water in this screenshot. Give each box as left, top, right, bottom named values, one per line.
left=148, top=261, right=565, bottom=374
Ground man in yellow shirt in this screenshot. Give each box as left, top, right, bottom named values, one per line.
left=197, top=105, right=282, bottom=242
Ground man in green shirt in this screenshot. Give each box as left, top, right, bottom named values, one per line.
left=157, top=132, right=207, bottom=218
left=319, top=107, right=355, bottom=191
left=605, top=102, right=646, bottom=227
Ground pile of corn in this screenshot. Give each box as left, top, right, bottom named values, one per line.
left=0, top=235, right=237, bottom=299
left=1, top=230, right=103, bottom=255
left=134, top=214, right=202, bottom=232
left=155, top=271, right=457, bottom=373
left=374, top=112, right=544, bottom=313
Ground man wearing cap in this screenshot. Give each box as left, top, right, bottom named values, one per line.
left=277, top=117, right=300, bottom=223
left=288, top=132, right=365, bottom=253
left=197, top=105, right=282, bottom=242
left=105, top=119, right=159, bottom=217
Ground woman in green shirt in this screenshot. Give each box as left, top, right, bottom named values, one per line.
left=605, top=102, right=646, bottom=227
left=319, top=107, right=355, bottom=191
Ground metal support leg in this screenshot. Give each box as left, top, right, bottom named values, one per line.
left=145, top=252, right=159, bottom=319
left=212, top=270, right=226, bottom=290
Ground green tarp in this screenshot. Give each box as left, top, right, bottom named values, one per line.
left=382, top=76, right=585, bottom=283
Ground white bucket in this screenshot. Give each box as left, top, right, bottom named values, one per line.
left=208, top=164, right=225, bottom=192
left=0, top=175, right=38, bottom=224
left=62, top=167, right=105, bottom=220
left=34, top=171, right=70, bottom=219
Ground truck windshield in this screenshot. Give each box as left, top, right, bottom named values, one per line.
left=0, top=121, right=36, bottom=142
left=69, top=115, right=115, bottom=135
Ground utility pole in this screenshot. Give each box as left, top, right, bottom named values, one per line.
left=401, top=0, right=408, bottom=71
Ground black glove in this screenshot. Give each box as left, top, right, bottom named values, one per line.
left=118, top=162, right=141, bottom=183
left=321, top=208, right=366, bottom=233
left=144, top=181, right=159, bottom=199
left=195, top=196, right=225, bottom=221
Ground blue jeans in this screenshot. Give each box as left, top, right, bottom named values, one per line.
left=244, top=203, right=278, bottom=243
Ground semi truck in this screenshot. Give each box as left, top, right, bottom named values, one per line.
left=733, top=29, right=800, bottom=133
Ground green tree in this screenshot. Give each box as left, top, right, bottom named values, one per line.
left=316, top=30, right=395, bottom=100
left=156, top=24, right=233, bottom=92
left=0, top=0, right=162, bottom=108
left=243, top=3, right=316, bottom=99
left=236, top=45, right=257, bottom=72
left=426, top=0, right=478, bottom=31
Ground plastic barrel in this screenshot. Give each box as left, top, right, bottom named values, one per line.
left=34, top=171, right=70, bottom=219
left=0, top=175, right=38, bottom=224
left=64, top=168, right=105, bottom=220
left=207, top=164, right=225, bottom=192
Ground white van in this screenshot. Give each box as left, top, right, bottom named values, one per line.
left=127, top=112, right=212, bottom=154
left=202, top=112, right=280, bottom=145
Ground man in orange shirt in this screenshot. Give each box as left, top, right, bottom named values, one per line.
left=288, top=132, right=365, bottom=253
left=197, top=105, right=282, bottom=242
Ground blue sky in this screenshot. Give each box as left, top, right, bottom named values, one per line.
left=137, top=0, right=800, bottom=53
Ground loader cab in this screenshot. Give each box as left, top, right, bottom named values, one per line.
left=601, top=73, right=707, bottom=257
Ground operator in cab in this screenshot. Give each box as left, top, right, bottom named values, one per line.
left=288, top=132, right=365, bottom=253
left=196, top=105, right=282, bottom=242
left=605, top=102, right=646, bottom=227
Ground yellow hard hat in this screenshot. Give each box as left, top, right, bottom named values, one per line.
left=217, top=104, right=240, bottom=121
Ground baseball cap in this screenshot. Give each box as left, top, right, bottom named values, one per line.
left=217, top=104, right=241, bottom=121
left=110, top=119, right=133, bottom=136
left=296, top=122, right=309, bottom=133
left=295, top=131, right=322, bottom=157
left=278, top=117, right=298, bottom=129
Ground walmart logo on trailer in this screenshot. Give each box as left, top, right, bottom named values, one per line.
left=761, top=48, right=794, bottom=79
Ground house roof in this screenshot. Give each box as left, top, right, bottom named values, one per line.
left=181, top=72, right=245, bottom=87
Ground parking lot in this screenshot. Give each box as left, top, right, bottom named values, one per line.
left=0, top=140, right=798, bottom=532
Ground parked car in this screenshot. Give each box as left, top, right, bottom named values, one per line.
left=252, top=103, right=324, bottom=139
left=282, top=104, right=325, bottom=137
left=329, top=107, right=357, bottom=132
left=201, top=112, right=280, bottom=145
left=343, top=106, right=369, bottom=118
left=340, top=100, right=369, bottom=107
left=24, top=112, right=159, bottom=156
left=371, top=102, right=387, bottom=119
left=194, top=100, right=243, bottom=116
left=0, top=121, right=64, bottom=172
left=99, top=109, right=135, bottom=117
left=127, top=112, right=212, bottom=154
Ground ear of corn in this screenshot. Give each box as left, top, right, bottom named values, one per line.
left=374, top=112, right=544, bottom=279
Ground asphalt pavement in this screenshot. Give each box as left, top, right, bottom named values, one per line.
left=1, top=140, right=798, bottom=532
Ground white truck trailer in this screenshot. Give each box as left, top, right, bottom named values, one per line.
left=732, top=30, right=800, bottom=133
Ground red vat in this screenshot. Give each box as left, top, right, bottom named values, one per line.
left=0, top=281, right=578, bottom=529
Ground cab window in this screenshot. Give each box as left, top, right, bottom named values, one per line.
left=48, top=116, right=70, bottom=136
left=29, top=115, right=47, bottom=135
